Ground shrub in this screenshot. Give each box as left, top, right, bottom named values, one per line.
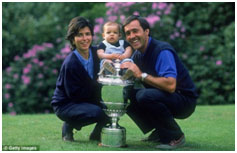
left=2, top=2, right=234, bottom=115
left=186, top=22, right=235, bottom=105
left=173, top=2, right=235, bottom=105
left=93, top=2, right=185, bottom=45
left=2, top=41, right=71, bottom=114
left=2, top=2, right=105, bottom=69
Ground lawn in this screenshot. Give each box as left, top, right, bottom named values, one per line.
left=2, top=105, right=235, bottom=151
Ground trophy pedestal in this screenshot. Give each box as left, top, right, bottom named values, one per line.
left=101, top=126, right=126, bottom=147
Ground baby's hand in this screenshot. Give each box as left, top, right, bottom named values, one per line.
left=119, top=54, right=125, bottom=60
left=111, top=53, right=121, bottom=59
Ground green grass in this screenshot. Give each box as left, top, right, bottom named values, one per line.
left=2, top=105, right=235, bottom=151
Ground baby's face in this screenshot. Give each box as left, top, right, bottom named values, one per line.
left=103, top=25, right=120, bottom=44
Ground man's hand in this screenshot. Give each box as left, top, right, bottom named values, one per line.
left=120, top=62, right=142, bottom=79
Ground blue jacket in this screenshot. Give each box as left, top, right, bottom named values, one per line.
left=133, top=38, right=198, bottom=98
left=51, top=46, right=102, bottom=105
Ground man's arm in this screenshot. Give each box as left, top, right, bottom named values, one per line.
left=143, top=74, right=176, bottom=93
left=120, top=62, right=176, bottom=93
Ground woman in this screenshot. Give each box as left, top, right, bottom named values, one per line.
left=51, top=16, right=109, bottom=142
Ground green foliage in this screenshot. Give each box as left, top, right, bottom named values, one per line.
left=2, top=105, right=235, bottom=150
left=2, top=2, right=105, bottom=69
left=2, top=2, right=235, bottom=114
left=2, top=2, right=106, bottom=114
left=172, top=3, right=235, bottom=105
left=2, top=41, right=70, bottom=114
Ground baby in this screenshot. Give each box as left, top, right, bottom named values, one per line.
left=97, top=21, right=133, bottom=76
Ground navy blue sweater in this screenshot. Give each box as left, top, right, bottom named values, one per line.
left=133, top=38, right=198, bottom=98
left=51, top=46, right=102, bottom=105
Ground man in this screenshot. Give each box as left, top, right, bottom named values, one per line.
left=121, top=15, right=198, bottom=149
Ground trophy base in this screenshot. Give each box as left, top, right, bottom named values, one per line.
left=101, top=126, right=126, bottom=147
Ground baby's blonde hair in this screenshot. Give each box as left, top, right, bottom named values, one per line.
left=103, top=21, right=121, bottom=33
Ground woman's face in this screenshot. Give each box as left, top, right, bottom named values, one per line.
left=73, top=26, right=92, bottom=52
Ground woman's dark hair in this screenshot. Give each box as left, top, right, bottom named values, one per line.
left=122, top=15, right=150, bottom=36
left=66, top=16, right=94, bottom=51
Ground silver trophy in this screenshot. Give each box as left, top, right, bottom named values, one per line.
left=98, top=60, right=133, bottom=147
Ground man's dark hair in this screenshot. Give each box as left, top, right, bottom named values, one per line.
left=66, top=16, right=94, bottom=51
left=122, top=15, right=150, bottom=36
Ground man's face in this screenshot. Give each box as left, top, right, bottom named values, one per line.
left=124, top=20, right=149, bottom=53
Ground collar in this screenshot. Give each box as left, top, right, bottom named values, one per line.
left=141, top=36, right=152, bottom=56
left=104, top=40, right=120, bottom=47
left=73, top=48, right=92, bottom=62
